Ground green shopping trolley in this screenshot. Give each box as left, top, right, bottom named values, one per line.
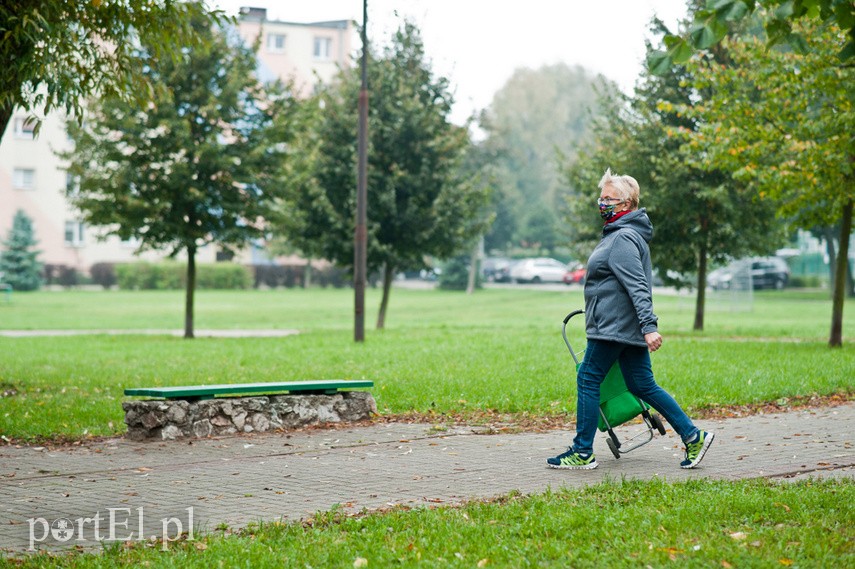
left=562, top=310, right=667, bottom=458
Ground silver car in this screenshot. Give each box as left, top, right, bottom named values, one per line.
left=509, top=257, right=569, bottom=284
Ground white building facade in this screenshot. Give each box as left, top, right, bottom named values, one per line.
left=0, top=7, right=353, bottom=276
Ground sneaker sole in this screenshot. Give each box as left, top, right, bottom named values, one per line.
left=547, top=461, right=599, bottom=470
left=681, top=432, right=715, bottom=469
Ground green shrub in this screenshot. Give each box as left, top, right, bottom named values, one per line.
left=251, top=264, right=350, bottom=288
left=253, top=264, right=304, bottom=288
left=313, top=265, right=350, bottom=288
left=197, top=263, right=252, bottom=289
left=116, top=262, right=251, bottom=290
left=89, top=262, right=117, bottom=289
left=439, top=256, right=480, bottom=290
left=788, top=275, right=823, bottom=288
left=42, top=264, right=84, bottom=288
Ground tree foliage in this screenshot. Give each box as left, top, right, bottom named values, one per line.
left=649, top=0, right=855, bottom=74
left=478, top=64, right=613, bottom=253
left=62, top=15, right=301, bottom=337
left=0, top=0, right=221, bottom=139
left=281, top=21, right=490, bottom=328
left=681, top=20, right=853, bottom=345
left=563, top=19, right=785, bottom=331
left=0, top=209, right=42, bottom=291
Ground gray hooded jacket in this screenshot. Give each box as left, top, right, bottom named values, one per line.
left=583, top=208, right=658, bottom=347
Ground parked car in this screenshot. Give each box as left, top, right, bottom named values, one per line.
left=563, top=262, right=586, bottom=285
left=707, top=257, right=790, bottom=290
left=482, top=257, right=513, bottom=282
left=493, top=262, right=515, bottom=283
left=509, top=257, right=568, bottom=284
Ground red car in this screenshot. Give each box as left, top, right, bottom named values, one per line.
left=563, top=263, right=586, bottom=285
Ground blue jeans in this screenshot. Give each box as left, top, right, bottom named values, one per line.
left=572, top=338, right=698, bottom=455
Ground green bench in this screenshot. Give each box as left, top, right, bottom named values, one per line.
left=124, top=380, right=374, bottom=402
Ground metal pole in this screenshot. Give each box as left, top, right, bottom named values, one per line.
left=354, top=0, right=368, bottom=342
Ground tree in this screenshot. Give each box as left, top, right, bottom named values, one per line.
left=682, top=20, right=853, bottom=346
left=0, top=209, right=42, bottom=291
left=649, top=0, right=855, bottom=74
left=563, top=19, right=785, bottom=331
left=62, top=15, right=301, bottom=338
left=281, top=21, right=490, bottom=329
left=438, top=255, right=481, bottom=291
left=478, top=64, right=614, bottom=253
left=0, top=0, right=220, bottom=139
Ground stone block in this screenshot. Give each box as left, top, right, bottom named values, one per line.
left=193, top=419, right=213, bottom=438
left=124, top=392, right=376, bottom=440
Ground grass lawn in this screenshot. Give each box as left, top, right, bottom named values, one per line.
left=0, top=288, right=853, bottom=441
left=1, top=288, right=852, bottom=567
left=7, top=478, right=853, bottom=568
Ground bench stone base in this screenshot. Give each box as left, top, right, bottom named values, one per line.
left=123, top=392, right=377, bottom=441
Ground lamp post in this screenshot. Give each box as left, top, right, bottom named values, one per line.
left=354, top=0, right=368, bottom=342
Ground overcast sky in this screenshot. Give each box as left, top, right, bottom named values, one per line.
left=212, top=1, right=689, bottom=124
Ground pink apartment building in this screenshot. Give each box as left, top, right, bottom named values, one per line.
left=0, top=7, right=353, bottom=275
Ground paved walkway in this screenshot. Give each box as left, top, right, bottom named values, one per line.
left=0, top=329, right=299, bottom=338
left=1, top=403, right=852, bottom=553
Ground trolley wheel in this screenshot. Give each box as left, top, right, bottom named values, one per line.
left=651, top=413, right=667, bottom=436
left=606, top=436, right=621, bottom=459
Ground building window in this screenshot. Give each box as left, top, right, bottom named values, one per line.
left=121, top=237, right=141, bottom=249
left=13, top=168, right=35, bottom=189
left=313, top=37, right=332, bottom=60
left=267, top=33, right=286, bottom=53
left=64, top=221, right=85, bottom=247
left=65, top=172, right=80, bottom=196
left=14, top=117, right=35, bottom=139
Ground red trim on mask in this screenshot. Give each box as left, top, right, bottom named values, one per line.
left=604, top=210, right=633, bottom=224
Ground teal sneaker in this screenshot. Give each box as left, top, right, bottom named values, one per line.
left=680, top=430, right=715, bottom=469
left=547, top=448, right=598, bottom=470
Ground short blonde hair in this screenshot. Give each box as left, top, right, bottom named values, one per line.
left=598, top=168, right=640, bottom=210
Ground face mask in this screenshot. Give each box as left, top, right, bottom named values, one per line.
left=599, top=204, right=617, bottom=220
left=598, top=198, right=624, bottom=220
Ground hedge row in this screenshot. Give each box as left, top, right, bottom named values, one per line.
left=68, top=262, right=351, bottom=290
left=253, top=264, right=350, bottom=289
left=115, top=262, right=252, bottom=290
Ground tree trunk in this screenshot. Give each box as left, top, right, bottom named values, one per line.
left=822, top=226, right=837, bottom=298
left=829, top=198, right=853, bottom=347
left=304, top=258, right=312, bottom=288
left=184, top=246, right=196, bottom=339
left=0, top=104, right=13, bottom=144
left=466, top=240, right=480, bottom=295
left=694, top=240, right=708, bottom=331
left=376, top=263, right=394, bottom=330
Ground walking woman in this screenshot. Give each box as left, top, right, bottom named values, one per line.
left=548, top=169, right=714, bottom=470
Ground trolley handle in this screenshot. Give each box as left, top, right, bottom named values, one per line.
left=562, top=310, right=585, bottom=365
left=563, top=309, right=584, bottom=325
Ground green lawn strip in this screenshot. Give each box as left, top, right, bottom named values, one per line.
left=0, top=288, right=851, bottom=340
left=1, top=330, right=852, bottom=441
left=9, top=478, right=853, bottom=568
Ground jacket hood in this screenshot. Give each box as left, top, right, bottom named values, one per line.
left=603, top=208, right=653, bottom=243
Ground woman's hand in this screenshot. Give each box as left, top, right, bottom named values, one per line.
left=645, top=331, right=663, bottom=352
